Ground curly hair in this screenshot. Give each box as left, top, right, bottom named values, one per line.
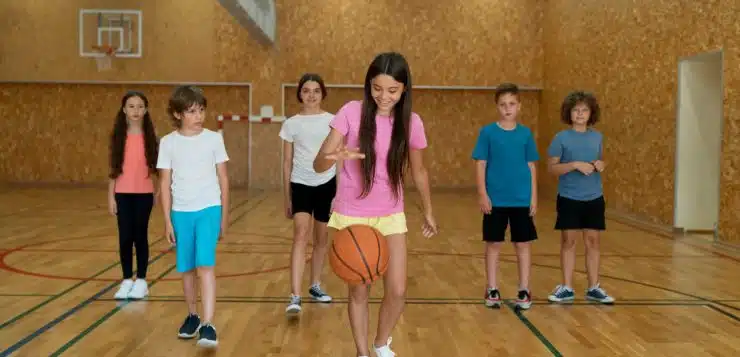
left=109, top=91, right=159, bottom=179
left=560, top=90, right=600, bottom=125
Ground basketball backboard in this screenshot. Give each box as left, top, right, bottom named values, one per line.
left=79, top=9, right=142, bottom=58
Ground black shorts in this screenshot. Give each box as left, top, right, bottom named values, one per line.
left=290, top=177, right=336, bottom=223
left=482, top=207, right=538, bottom=243
left=555, top=195, right=606, bottom=231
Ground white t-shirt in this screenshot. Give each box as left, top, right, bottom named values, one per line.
left=278, top=112, right=336, bottom=186
left=156, top=129, right=229, bottom=212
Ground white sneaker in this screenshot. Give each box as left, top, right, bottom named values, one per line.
left=285, top=294, right=302, bottom=314
left=127, top=279, right=149, bottom=300
left=113, top=279, right=134, bottom=300
left=374, top=337, right=395, bottom=357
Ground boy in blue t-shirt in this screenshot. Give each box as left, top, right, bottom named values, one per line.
left=546, top=90, right=614, bottom=304
left=472, top=83, right=539, bottom=310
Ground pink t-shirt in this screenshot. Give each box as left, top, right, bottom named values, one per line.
left=115, top=133, right=154, bottom=193
left=329, top=100, right=428, bottom=217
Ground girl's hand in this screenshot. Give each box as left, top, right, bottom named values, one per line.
left=325, top=144, right=365, bottom=162
left=422, top=212, right=439, bottom=238
left=108, top=196, right=117, bottom=216
left=220, top=217, right=228, bottom=240
left=284, top=198, right=292, bottom=219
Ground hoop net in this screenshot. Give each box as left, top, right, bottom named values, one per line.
left=92, top=45, right=117, bottom=72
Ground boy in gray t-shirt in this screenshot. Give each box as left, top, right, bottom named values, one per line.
left=546, top=90, right=615, bottom=305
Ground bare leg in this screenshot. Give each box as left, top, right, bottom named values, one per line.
left=290, top=213, right=312, bottom=295
left=198, top=267, right=216, bottom=323
left=583, top=230, right=600, bottom=287
left=374, top=233, right=407, bottom=347
left=485, top=242, right=503, bottom=288
left=560, top=230, right=579, bottom=287
left=310, top=220, right=330, bottom=286
left=182, top=271, right=198, bottom=314
left=513, top=242, right=531, bottom=290
left=348, top=283, right=370, bottom=356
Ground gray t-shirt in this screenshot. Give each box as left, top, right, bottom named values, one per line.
left=547, top=129, right=603, bottom=201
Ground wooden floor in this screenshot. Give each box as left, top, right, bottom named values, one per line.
left=0, top=187, right=738, bottom=357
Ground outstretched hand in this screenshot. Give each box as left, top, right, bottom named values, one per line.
left=325, top=144, right=365, bottom=161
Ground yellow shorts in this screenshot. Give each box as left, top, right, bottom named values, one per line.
left=327, top=212, right=407, bottom=236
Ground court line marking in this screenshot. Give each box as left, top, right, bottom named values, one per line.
left=0, top=194, right=259, bottom=356
left=504, top=301, right=563, bottom=357
left=48, top=195, right=268, bottom=356
left=706, top=304, right=740, bottom=322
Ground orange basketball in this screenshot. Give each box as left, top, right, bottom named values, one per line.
left=329, top=225, right=389, bottom=285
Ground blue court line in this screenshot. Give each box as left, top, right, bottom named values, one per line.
left=47, top=194, right=268, bottom=356
left=0, top=194, right=258, bottom=357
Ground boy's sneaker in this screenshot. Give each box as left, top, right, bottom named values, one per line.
left=373, top=337, right=395, bottom=357
left=177, top=313, right=201, bottom=339
left=547, top=284, right=575, bottom=303
left=515, top=290, right=532, bottom=310
left=285, top=294, right=302, bottom=314
left=127, top=279, right=149, bottom=300
left=196, top=323, right=218, bottom=348
left=113, top=279, right=134, bottom=300
left=309, top=284, right=332, bottom=302
left=586, top=284, right=615, bottom=304
left=485, top=288, right=502, bottom=308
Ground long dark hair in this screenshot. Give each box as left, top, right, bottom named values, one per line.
left=358, top=52, right=412, bottom=201
left=109, top=91, right=159, bottom=179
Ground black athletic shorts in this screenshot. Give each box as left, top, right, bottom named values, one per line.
left=554, top=195, right=606, bottom=231
left=290, top=177, right=336, bottom=223
left=482, top=206, right=538, bottom=243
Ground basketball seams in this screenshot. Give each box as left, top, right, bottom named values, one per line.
left=347, top=227, right=376, bottom=281
left=331, top=241, right=367, bottom=284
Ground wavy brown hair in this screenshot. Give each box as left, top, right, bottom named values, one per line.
left=109, top=91, right=159, bottom=179
left=561, top=90, right=600, bottom=125
left=358, top=52, right=412, bottom=201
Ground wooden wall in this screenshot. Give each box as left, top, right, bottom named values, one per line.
left=540, top=0, right=739, bottom=244
left=0, top=0, right=545, bottom=191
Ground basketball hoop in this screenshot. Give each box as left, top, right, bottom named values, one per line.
left=92, top=45, right=117, bottom=71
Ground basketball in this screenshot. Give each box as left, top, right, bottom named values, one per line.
left=329, top=225, right=389, bottom=285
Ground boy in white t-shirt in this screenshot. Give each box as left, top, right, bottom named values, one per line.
left=279, top=73, right=336, bottom=315
left=157, top=85, right=229, bottom=348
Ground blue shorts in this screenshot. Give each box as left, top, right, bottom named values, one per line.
left=171, top=205, right=222, bottom=273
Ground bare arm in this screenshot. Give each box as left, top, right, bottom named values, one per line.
left=313, top=128, right=345, bottom=173
left=529, top=162, right=538, bottom=203
left=475, top=161, right=488, bottom=197
left=282, top=141, right=293, bottom=203
left=108, top=178, right=116, bottom=199
left=548, top=156, right=579, bottom=176
left=409, top=149, right=433, bottom=215
left=159, top=169, right=173, bottom=227
left=216, top=162, right=230, bottom=228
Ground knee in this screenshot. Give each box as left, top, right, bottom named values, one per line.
left=513, top=242, right=531, bottom=252
left=294, top=227, right=311, bottom=245
left=485, top=242, right=502, bottom=253
left=313, top=225, right=329, bottom=246
left=561, top=234, right=577, bottom=249
left=385, top=281, right=407, bottom=301
left=349, top=285, right=370, bottom=304
left=584, top=234, right=600, bottom=250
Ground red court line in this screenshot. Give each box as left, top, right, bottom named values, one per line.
left=0, top=234, right=299, bottom=282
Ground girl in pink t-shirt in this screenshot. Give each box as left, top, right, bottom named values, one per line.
left=107, top=90, right=159, bottom=301
left=313, top=52, right=439, bottom=357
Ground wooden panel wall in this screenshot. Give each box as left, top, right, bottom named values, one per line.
left=541, top=0, right=740, bottom=243
left=0, top=0, right=545, bottom=190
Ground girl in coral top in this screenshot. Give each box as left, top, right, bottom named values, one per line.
left=107, top=90, right=159, bottom=300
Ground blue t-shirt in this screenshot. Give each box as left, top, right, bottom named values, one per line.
left=471, top=123, right=539, bottom=207
left=547, top=128, right=603, bottom=201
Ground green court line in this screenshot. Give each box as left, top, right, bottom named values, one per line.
left=49, top=194, right=267, bottom=356
left=505, top=302, right=563, bottom=357
left=0, top=237, right=165, bottom=330
left=706, top=304, right=740, bottom=322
